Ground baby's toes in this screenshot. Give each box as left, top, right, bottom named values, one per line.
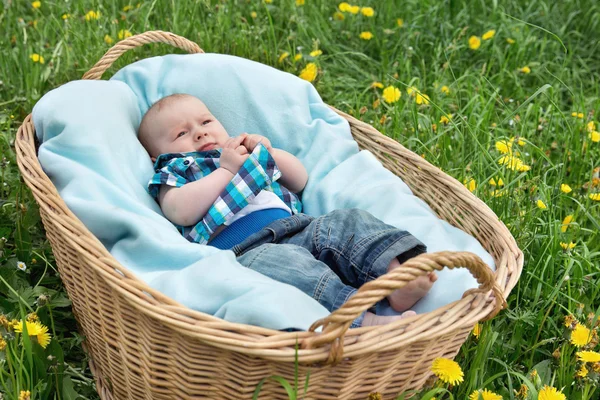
left=428, top=271, right=438, bottom=283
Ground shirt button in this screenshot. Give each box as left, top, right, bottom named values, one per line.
left=183, top=160, right=190, bottom=165
left=155, top=169, right=160, bottom=173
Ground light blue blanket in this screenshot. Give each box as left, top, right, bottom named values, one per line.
left=32, top=54, right=495, bottom=330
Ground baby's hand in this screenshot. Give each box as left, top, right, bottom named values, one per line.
left=219, top=134, right=249, bottom=174
left=241, top=133, right=272, bottom=152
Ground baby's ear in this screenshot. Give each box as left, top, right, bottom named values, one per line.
left=151, top=156, right=157, bottom=163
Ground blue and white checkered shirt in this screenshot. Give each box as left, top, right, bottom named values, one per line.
left=148, top=143, right=302, bottom=244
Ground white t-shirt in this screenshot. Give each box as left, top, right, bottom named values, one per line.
left=224, top=190, right=291, bottom=226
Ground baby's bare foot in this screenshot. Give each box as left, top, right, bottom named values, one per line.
left=388, top=271, right=437, bottom=312
left=361, top=310, right=417, bottom=327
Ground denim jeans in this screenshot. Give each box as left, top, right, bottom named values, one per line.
left=231, top=208, right=427, bottom=328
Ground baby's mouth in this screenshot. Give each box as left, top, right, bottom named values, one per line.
left=198, top=143, right=216, bottom=151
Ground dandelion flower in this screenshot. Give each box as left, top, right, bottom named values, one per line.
left=431, top=358, right=464, bottom=385
left=537, top=199, right=547, bottom=209
left=360, top=7, right=374, bottom=17
left=61, top=13, right=70, bottom=20
left=0, top=338, right=6, bottom=351
left=441, top=85, right=450, bottom=94
left=17, top=261, right=27, bottom=271
left=571, top=112, right=585, bottom=119
left=85, top=10, right=100, bottom=20
left=295, top=0, right=305, bottom=6
left=576, top=364, right=588, bottom=378
left=463, top=178, right=476, bottom=192
left=382, top=86, right=401, bottom=103
left=577, top=350, right=600, bottom=363
left=560, top=184, right=572, bottom=193
left=123, top=5, right=133, bottom=11
left=561, top=215, right=573, bottom=232
left=359, top=31, right=374, bottom=40
left=519, top=66, right=531, bottom=74
left=589, top=193, right=600, bottom=201
left=118, top=29, right=132, bottom=39
left=538, top=386, right=566, bottom=400
left=472, top=323, right=481, bottom=338
left=589, top=131, right=600, bottom=142
left=440, top=114, right=452, bottom=124
left=348, top=5, right=360, bottom=14
left=482, top=30, right=496, bottom=40
left=19, top=391, right=31, bottom=400
left=489, top=178, right=504, bottom=186
left=498, top=155, right=530, bottom=172
left=469, top=389, right=502, bottom=400
left=560, top=242, right=576, bottom=250
left=299, top=63, right=318, bottom=82
left=31, top=1, right=41, bottom=9
left=333, top=11, right=345, bottom=20
left=495, top=140, right=512, bottom=154
left=564, top=314, right=577, bottom=328
left=415, top=93, right=430, bottom=105
left=250, top=11, right=257, bottom=18
left=13, top=320, right=52, bottom=349
left=570, top=323, right=592, bottom=347
left=338, top=2, right=351, bottom=12
left=371, top=82, right=383, bottom=89
left=104, top=35, right=113, bottom=45
left=278, top=52, right=289, bottom=63
left=397, top=18, right=404, bottom=27
left=310, top=49, right=322, bottom=57
left=469, top=36, right=481, bottom=50
left=372, top=99, right=380, bottom=108
left=294, top=54, right=303, bottom=62
left=506, top=38, right=515, bottom=44
left=29, top=54, right=44, bottom=64
left=586, top=121, right=595, bottom=132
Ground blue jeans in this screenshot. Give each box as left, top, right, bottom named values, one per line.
left=231, top=209, right=427, bottom=328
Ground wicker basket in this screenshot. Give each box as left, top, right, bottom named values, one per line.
left=16, top=31, right=523, bottom=400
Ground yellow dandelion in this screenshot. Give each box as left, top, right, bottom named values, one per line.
left=560, top=184, right=572, bottom=193
left=61, top=13, right=70, bottom=20
left=360, top=31, right=374, bottom=40
left=278, top=51, right=289, bottom=63
left=372, top=98, right=380, bottom=109
left=294, top=53, right=303, bottom=62
left=431, top=358, right=464, bottom=385
left=538, top=386, right=566, bottom=400
left=495, top=140, right=512, bottom=154
left=123, top=5, right=133, bottom=12
left=577, top=350, right=600, bottom=363
left=382, top=86, right=401, bottom=103
left=564, top=314, right=577, bottom=327
left=571, top=112, right=585, bottom=119
left=482, top=30, right=496, bottom=40
left=338, top=2, right=351, bottom=12
left=118, top=29, right=132, bottom=39
left=589, top=193, right=600, bottom=201
left=463, top=178, right=476, bottom=192
left=415, top=93, right=430, bottom=105
left=85, top=10, right=100, bottom=20
left=0, top=338, right=6, bottom=351
left=104, top=35, right=113, bottom=45
left=19, top=391, right=31, bottom=400
left=469, top=36, right=481, bottom=50
left=469, top=389, right=502, bottom=400
left=537, top=199, right=547, bottom=209
left=506, top=38, right=516, bottom=44
left=310, top=49, right=322, bottom=57
left=570, top=324, right=592, bottom=347
left=498, top=155, right=529, bottom=172
left=13, top=320, right=51, bottom=349
left=371, top=82, right=384, bottom=89
left=265, top=0, right=273, bottom=3
left=520, top=66, right=531, bottom=74
left=560, top=242, right=576, bottom=250
left=250, top=11, right=257, bottom=18
left=589, top=131, right=600, bottom=142
left=472, top=323, right=481, bottom=338
left=299, top=62, right=318, bottom=82
left=586, top=121, right=596, bottom=132
left=515, top=384, right=528, bottom=399
left=440, top=114, right=452, bottom=124
left=397, top=18, right=404, bottom=27
left=31, top=1, right=41, bottom=9
left=333, top=11, right=345, bottom=20
left=295, top=0, right=305, bottom=6
left=561, top=215, right=573, bottom=232
left=360, top=7, right=374, bottom=17
left=348, top=5, right=360, bottom=14
left=576, top=364, right=588, bottom=378
left=489, top=178, right=504, bottom=187
left=441, top=85, right=450, bottom=94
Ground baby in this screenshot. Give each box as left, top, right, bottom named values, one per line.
left=139, top=93, right=437, bottom=328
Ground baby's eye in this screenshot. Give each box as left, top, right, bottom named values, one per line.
left=177, top=131, right=187, bottom=138
left=202, top=120, right=211, bottom=126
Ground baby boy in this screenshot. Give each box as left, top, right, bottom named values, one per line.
left=139, top=93, right=437, bottom=328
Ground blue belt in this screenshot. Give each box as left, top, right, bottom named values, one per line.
left=207, top=208, right=291, bottom=250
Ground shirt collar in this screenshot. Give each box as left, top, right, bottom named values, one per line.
left=153, top=149, right=223, bottom=170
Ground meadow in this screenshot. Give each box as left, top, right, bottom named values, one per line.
left=0, top=0, right=599, bottom=399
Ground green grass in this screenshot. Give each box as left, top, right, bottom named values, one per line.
left=1, top=0, right=600, bottom=399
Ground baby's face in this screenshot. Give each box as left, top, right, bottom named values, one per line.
left=142, top=96, right=230, bottom=160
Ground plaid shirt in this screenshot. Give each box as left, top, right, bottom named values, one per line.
left=148, top=143, right=302, bottom=244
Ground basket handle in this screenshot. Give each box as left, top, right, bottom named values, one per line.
left=82, top=30, right=203, bottom=80
left=302, top=251, right=506, bottom=364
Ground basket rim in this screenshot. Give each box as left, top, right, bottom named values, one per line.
left=14, top=30, right=524, bottom=364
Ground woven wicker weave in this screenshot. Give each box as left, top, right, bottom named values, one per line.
left=15, top=31, right=523, bottom=400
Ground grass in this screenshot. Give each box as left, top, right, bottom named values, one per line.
left=1, top=0, right=600, bottom=399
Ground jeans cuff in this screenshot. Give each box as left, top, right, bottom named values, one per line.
left=350, top=311, right=366, bottom=328
left=364, top=232, right=427, bottom=284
